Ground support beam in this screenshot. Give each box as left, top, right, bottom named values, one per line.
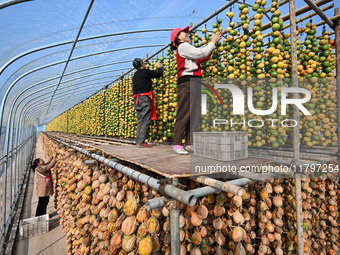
left=314, top=14, right=340, bottom=28
left=289, top=0, right=300, bottom=164
left=303, top=0, right=333, bottom=28
left=187, top=178, right=254, bottom=198
left=289, top=1, right=304, bottom=254
left=145, top=197, right=167, bottom=210
left=334, top=8, right=340, bottom=165
left=260, top=0, right=332, bottom=33
left=262, top=4, right=334, bottom=41
left=170, top=209, right=180, bottom=255
left=189, top=22, right=193, bottom=45
left=0, top=0, right=33, bottom=10
left=194, top=176, right=245, bottom=196
left=282, top=4, right=334, bottom=30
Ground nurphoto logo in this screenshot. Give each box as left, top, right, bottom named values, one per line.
left=202, top=84, right=311, bottom=116
left=200, top=81, right=312, bottom=128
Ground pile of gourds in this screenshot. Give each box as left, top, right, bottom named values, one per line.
left=40, top=132, right=339, bottom=254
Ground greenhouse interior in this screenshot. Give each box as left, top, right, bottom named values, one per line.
left=0, top=0, right=340, bottom=254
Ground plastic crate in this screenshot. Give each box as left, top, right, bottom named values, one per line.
left=19, top=214, right=49, bottom=239
left=193, top=132, right=248, bottom=161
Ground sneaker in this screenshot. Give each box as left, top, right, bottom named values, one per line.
left=184, top=145, right=194, bottom=153
left=172, top=145, right=189, bottom=155
left=136, top=143, right=152, bottom=148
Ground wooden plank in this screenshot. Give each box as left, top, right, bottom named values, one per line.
left=92, top=144, right=274, bottom=178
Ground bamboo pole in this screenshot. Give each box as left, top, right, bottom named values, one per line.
left=314, top=14, right=340, bottom=28
left=289, top=1, right=300, bottom=164
left=263, top=4, right=340, bottom=47
left=303, top=0, right=333, bottom=28
left=282, top=4, right=334, bottom=31
left=334, top=8, right=340, bottom=165
left=261, top=4, right=333, bottom=39
left=236, top=0, right=332, bottom=40
left=289, top=1, right=304, bottom=253
left=189, top=22, right=193, bottom=45
left=259, top=0, right=332, bottom=33
left=263, top=13, right=339, bottom=47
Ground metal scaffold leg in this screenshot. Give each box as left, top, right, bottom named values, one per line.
left=170, top=207, right=180, bottom=255
left=289, top=0, right=304, bottom=254
left=169, top=178, right=180, bottom=255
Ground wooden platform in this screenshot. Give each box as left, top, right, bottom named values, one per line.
left=92, top=143, right=274, bottom=178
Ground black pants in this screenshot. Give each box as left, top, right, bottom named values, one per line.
left=35, top=196, right=50, bottom=217
left=173, top=80, right=201, bottom=145
left=134, top=95, right=152, bottom=144
left=173, top=81, right=201, bottom=145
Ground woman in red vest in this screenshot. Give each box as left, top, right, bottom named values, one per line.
left=170, top=27, right=222, bottom=155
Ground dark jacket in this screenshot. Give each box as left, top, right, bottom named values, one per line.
left=132, top=68, right=163, bottom=94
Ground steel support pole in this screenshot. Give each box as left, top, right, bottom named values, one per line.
left=170, top=178, right=180, bottom=255
left=0, top=159, right=5, bottom=240
left=187, top=178, right=254, bottom=198
left=194, top=176, right=245, bottom=196
left=335, top=8, right=340, bottom=165
left=15, top=147, right=19, bottom=197
left=9, top=152, right=12, bottom=218
left=170, top=209, right=180, bottom=255
left=1, top=155, right=7, bottom=247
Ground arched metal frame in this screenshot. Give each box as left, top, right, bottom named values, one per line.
left=1, top=41, right=167, bottom=159
left=2, top=82, right=104, bottom=230
left=0, top=30, right=176, bottom=245
left=0, top=0, right=33, bottom=10
left=3, top=66, right=129, bottom=153
left=15, top=78, right=113, bottom=151
left=0, top=28, right=172, bottom=77
left=0, top=43, right=164, bottom=139
left=13, top=78, right=116, bottom=148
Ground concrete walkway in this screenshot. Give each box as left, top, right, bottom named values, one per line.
left=12, top=137, right=67, bottom=255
